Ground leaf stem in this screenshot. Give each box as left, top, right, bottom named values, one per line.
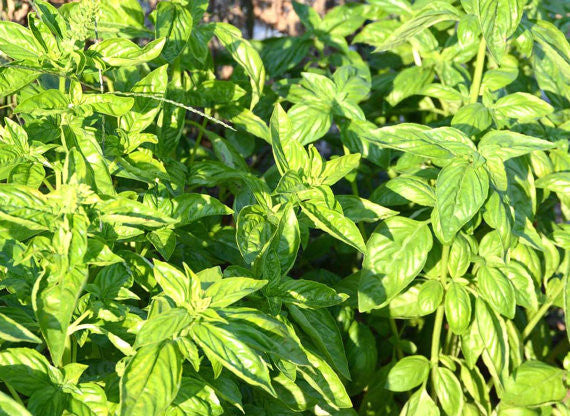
left=5, top=382, right=24, bottom=406
left=190, top=113, right=209, bottom=165
left=522, top=280, right=564, bottom=339
left=469, top=37, right=487, bottom=104
left=431, top=244, right=450, bottom=367
left=389, top=318, right=404, bottom=360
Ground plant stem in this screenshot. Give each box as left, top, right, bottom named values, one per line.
left=469, top=38, right=487, bottom=104
left=431, top=244, right=450, bottom=367
left=190, top=113, right=209, bottom=165
left=5, top=382, right=24, bottom=406
left=389, top=318, right=404, bottom=360
left=522, top=282, right=564, bottom=339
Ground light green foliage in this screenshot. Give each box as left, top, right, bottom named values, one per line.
left=0, top=0, right=568, bottom=414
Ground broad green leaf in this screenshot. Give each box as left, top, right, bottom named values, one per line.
left=385, top=356, right=430, bottom=392
left=153, top=260, right=189, bottom=306
left=90, top=38, right=166, bottom=66
left=0, top=22, right=39, bottom=60
left=120, top=64, right=169, bottom=133
left=214, top=23, right=265, bottom=109
left=0, top=348, right=53, bottom=396
left=492, top=92, right=553, bottom=120
left=451, top=103, right=493, bottom=137
left=374, top=2, right=460, bottom=51
left=478, top=130, right=555, bottom=162
left=319, top=154, right=361, bottom=186
left=336, top=195, right=398, bottom=223
left=474, top=0, right=525, bottom=62
left=478, top=265, right=516, bottom=319
left=205, top=277, right=267, bottom=308
left=361, top=216, right=433, bottom=310
left=433, top=367, right=464, bottom=416
left=434, top=159, right=489, bottom=243
left=0, top=391, right=32, bottom=416
left=502, top=361, right=566, bottom=407
left=155, top=2, right=193, bottom=62
left=401, top=387, right=440, bottom=416
left=172, top=194, right=233, bottom=226
left=275, top=278, right=347, bottom=308
left=0, top=312, right=41, bottom=344
left=170, top=377, right=224, bottom=416
left=384, top=175, right=435, bottom=207
left=33, top=214, right=89, bottom=366
left=300, top=199, right=365, bottom=253
left=475, top=298, right=509, bottom=387
left=120, top=341, right=182, bottom=416
left=236, top=204, right=273, bottom=264
left=216, top=307, right=309, bottom=366
left=445, top=283, right=472, bottom=335
left=288, top=305, right=351, bottom=379
left=535, top=172, right=570, bottom=194
left=297, top=348, right=352, bottom=409
left=134, top=307, right=193, bottom=348
left=0, top=66, right=39, bottom=98
left=79, top=94, right=135, bottom=116
left=191, top=321, right=275, bottom=395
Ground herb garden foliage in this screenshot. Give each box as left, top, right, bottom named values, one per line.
left=0, top=0, right=569, bottom=415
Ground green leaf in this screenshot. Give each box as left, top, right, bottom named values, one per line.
left=79, top=93, right=135, bottom=116
left=135, top=307, right=193, bottom=348
left=205, top=277, right=267, bottom=308
left=492, top=92, right=553, bottom=120
left=336, top=195, right=398, bottom=223
left=0, top=312, right=41, bottom=344
left=433, top=367, right=464, bottom=416
left=384, top=175, right=435, bottom=207
left=33, top=214, right=89, bottom=366
left=171, top=377, right=224, bottom=416
left=385, top=356, right=430, bottom=392
left=451, top=103, right=492, bottom=138
left=478, top=130, right=555, bottom=162
left=275, top=278, right=347, bottom=309
left=319, top=154, right=361, bottom=186
left=478, top=265, right=516, bottom=319
left=0, top=66, right=39, bottom=98
left=214, top=23, right=265, bottom=109
left=0, top=22, right=39, bottom=60
left=90, top=38, right=166, bottom=66
left=374, top=2, right=460, bottom=51
left=502, top=361, right=567, bottom=407
left=155, top=2, right=193, bottom=62
left=172, top=194, right=233, bottom=226
left=300, top=199, right=365, bottom=253
left=120, top=341, right=182, bottom=416
left=153, top=260, right=189, bottom=306
left=216, top=307, right=309, bottom=366
left=297, top=348, right=352, bottom=409
left=434, top=159, right=489, bottom=244
left=474, top=0, right=525, bottom=62
left=361, top=217, right=433, bottom=310
left=401, top=387, right=440, bottom=416
left=535, top=172, right=570, bottom=194
left=0, top=348, right=53, bottom=396
left=0, top=391, right=32, bottom=416
left=120, top=64, right=169, bottom=133
left=445, top=283, right=472, bottom=335
left=288, top=305, right=351, bottom=379
left=475, top=298, right=508, bottom=386
left=190, top=321, right=275, bottom=395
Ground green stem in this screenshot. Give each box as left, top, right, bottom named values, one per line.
left=389, top=318, right=404, bottom=360
left=431, top=244, right=450, bottom=367
left=522, top=282, right=564, bottom=340
left=469, top=38, right=487, bottom=104
left=5, top=382, right=24, bottom=406
left=190, top=113, right=209, bottom=165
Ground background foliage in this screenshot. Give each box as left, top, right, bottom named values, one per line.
left=0, top=0, right=569, bottom=415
